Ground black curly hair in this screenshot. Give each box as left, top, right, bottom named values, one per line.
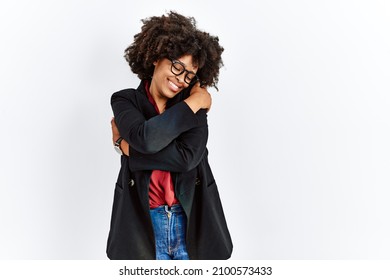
left=124, top=11, right=224, bottom=89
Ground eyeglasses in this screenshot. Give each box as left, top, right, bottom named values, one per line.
left=170, top=59, right=198, bottom=85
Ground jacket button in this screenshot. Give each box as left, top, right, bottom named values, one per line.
left=128, top=179, right=135, bottom=187
left=195, top=177, right=201, bottom=186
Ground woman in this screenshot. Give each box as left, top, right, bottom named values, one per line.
left=107, top=11, right=233, bottom=260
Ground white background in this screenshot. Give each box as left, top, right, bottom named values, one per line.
left=0, top=0, right=389, bottom=260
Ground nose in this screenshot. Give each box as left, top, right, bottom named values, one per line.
left=175, top=72, right=186, bottom=84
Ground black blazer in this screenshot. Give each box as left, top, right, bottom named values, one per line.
left=106, top=81, right=233, bottom=259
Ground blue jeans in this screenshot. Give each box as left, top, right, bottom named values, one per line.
left=149, top=204, right=189, bottom=260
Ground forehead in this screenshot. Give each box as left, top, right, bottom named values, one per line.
left=176, top=55, right=198, bottom=71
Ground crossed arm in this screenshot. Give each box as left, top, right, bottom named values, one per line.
left=111, top=83, right=212, bottom=172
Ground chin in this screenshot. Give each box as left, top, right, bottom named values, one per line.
left=164, top=87, right=181, bottom=99
left=165, top=90, right=181, bottom=99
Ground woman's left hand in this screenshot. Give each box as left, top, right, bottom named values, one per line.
left=111, top=118, right=130, bottom=156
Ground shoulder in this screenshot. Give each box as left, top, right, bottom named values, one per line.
left=110, top=84, right=154, bottom=116
left=111, top=87, right=148, bottom=106
left=111, top=88, right=138, bottom=100
left=111, top=81, right=147, bottom=101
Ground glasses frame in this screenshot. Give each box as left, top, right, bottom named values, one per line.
left=169, top=59, right=199, bottom=85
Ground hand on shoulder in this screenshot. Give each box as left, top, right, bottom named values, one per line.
left=184, top=82, right=212, bottom=113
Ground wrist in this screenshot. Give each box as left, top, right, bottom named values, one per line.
left=120, top=139, right=129, bottom=156
left=184, top=97, right=201, bottom=113
left=114, top=137, right=124, bottom=155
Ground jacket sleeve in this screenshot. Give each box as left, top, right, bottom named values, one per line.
left=129, top=117, right=208, bottom=172
left=111, top=89, right=208, bottom=172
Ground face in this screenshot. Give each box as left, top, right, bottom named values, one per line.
left=149, top=54, right=198, bottom=103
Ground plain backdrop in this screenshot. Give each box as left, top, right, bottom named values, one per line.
left=0, top=0, right=389, bottom=259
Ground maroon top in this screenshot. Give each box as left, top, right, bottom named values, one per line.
left=144, top=81, right=179, bottom=208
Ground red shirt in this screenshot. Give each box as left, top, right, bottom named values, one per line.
left=144, top=81, right=179, bottom=208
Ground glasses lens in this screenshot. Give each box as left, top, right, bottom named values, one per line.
left=171, top=61, right=184, bottom=75
left=171, top=60, right=197, bottom=84
left=185, top=73, right=197, bottom=84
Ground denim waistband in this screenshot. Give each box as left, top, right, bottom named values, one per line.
left=150, top=204, right=184, bottom=213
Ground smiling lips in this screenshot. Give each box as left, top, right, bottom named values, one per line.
left=168, top=80, right=181, bottom=92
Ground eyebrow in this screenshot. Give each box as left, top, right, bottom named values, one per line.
left=176, top=59, right=198, bottom=72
